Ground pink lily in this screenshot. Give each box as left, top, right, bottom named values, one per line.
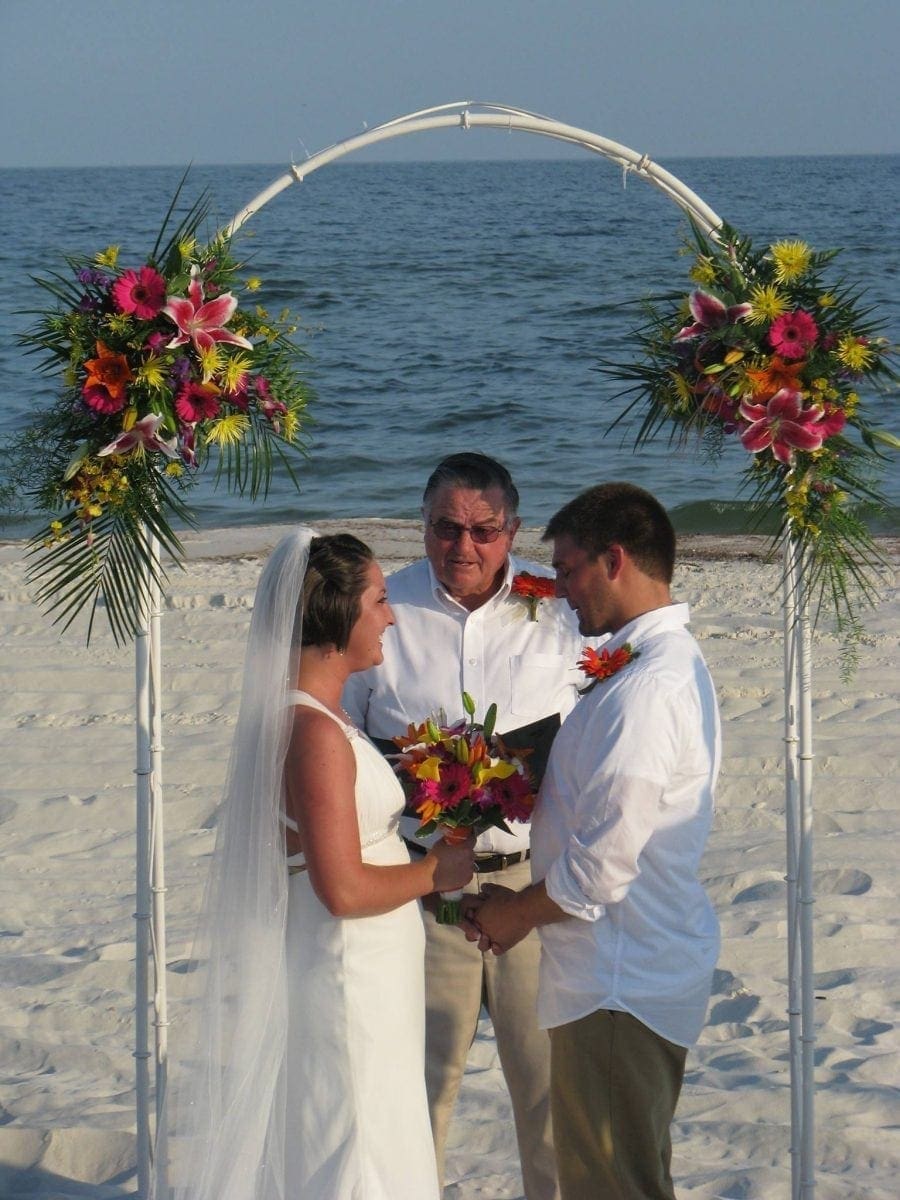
left=675, top=289, right=752, bottom=342
left=162, top=265, right=253, bottom=354
left=739, top=388, right=828, bottom=464
left=97, top=413, right=179, bottom=458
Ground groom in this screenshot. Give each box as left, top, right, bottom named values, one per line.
left=466, top=482, right=721, bottom=1200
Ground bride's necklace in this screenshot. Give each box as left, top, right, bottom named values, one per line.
left=301, top=687, right=355, bottom=728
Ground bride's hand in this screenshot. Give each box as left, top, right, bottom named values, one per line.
left=428, top=835, right=475, bottom=892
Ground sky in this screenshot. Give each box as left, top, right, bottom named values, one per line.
left=1, top=0, right=898, bottom=169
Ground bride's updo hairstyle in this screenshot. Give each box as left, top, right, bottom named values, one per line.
left=299, top=533, right=374, bottom=651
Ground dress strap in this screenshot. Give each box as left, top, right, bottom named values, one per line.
left=286, top=689, right=354, bottom=737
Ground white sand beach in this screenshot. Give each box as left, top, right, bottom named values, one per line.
left=0, top=520, right=897, bottom=1200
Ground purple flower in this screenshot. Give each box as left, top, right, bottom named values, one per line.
left=170, top=356, right=192, bottom=384
left=76, top=267, right=112, bottom=290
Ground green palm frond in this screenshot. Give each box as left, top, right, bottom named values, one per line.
left=26, top=480, right=190, bottom=645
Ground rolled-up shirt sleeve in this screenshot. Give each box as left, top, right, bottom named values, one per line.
left=542, top=673, right=687, bottom=921
left=545, top=774, right=667, bottom=918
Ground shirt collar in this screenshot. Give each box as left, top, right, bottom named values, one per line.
left=605, top=602, right=691, bottom=651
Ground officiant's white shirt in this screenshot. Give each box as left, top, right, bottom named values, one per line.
left=532, top=602, right=721, bottom=1048
left=343, top=554, right=589, bottom=855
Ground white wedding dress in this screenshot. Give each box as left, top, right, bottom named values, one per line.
left=282, top=691, right=440, bottom=1199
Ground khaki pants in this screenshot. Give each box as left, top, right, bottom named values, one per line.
left=424, top=858, right=559, bottom=1200
left=549, top=1008, right=687, bottom=1200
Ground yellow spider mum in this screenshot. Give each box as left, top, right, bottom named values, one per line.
left=221, top=352, right=253, bottom=392
left=165, top=462, right=184, bottom=478
left=95, top=245, right=120, bottom=268
left=770, top=240, right=812, bottom=283
left=281, top=408, right=301, bottom=442
left=836, top=335, right=875, bottom=372
left=205, top=413, right=250, bottom=446
left=134, top=355, right=167, bottom=390
left=689, top=258, right=717, bottom=286
left=817, top=292, right=837, bottom=308
left=747, top=283, right=788, bottom=325
left=198, top=344, right=223, bottom=383
left=245, top=277, right=262, bottom=291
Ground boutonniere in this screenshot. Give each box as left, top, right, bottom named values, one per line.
left=511, top=571, right=557, bottom=621
left=577, top=643, right=640, bottom=692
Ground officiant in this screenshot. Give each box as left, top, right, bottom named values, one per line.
left=343, top=452, right=591, bottom=1200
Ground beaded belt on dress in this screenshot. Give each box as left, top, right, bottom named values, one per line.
left=289, top=827, right=400, bottom=875
left=402, top=839, right=530, bottom=873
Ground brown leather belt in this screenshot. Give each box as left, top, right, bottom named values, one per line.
left=403, top=839, right=530, bottom=873
left=473, top=850, right=531, bottom=873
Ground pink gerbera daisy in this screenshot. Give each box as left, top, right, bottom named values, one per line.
left=112, top=266, right=167, bottom=320
left=82, top=383, right=126, bottom=414
left=419, top=762, right=471, bottom=811
left=768, top=309, right=818, bottom=360
left=480, top=771, right=534, bottom=822
left=174, top=381, right=221, bottom=424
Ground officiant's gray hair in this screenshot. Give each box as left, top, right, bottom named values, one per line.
left=423, top=453, right=520, bottom=516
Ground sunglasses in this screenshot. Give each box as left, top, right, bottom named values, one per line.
left=428, top=519, right=507, bottom=545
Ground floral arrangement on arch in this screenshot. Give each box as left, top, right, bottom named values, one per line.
left=602, top=223, right=897, bottom=653
left=13, top=183, right=311, bottom=643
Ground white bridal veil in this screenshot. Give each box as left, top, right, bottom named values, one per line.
left=158, top=526, right=316, bottom=1200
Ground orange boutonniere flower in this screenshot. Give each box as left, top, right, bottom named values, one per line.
left=577, top=643, right=640, bottom=687
left=511, top=571, right=556, bottom=620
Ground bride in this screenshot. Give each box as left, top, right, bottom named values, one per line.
left=161, top=527, right=474, bottom=1200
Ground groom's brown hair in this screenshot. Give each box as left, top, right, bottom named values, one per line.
left=544, top=482, right=676, bottom=583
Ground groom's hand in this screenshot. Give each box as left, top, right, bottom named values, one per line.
left=464, top=884, right=531, bottom=955
left=459, top=895, right=495, bottom=951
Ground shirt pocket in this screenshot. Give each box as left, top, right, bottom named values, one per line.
left=508, top=653, right=575, bottom=717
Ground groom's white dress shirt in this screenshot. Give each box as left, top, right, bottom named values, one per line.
left=343, top=553, right=588, bottom=855
left=532, top=602, right=721, bottom=1048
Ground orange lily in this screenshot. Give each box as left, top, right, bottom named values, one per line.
left=745, top=355, right=806, bottom=402
left=83, top=341, right=133, bottom=403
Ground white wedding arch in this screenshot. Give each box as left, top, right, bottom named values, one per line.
left=138, top=101, right=816, bottom=1200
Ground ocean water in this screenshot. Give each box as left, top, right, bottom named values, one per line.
left=1, top=155, right=897, bottom=536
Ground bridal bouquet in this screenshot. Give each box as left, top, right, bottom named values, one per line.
left=13, top=180, right=311, bottom=643
left=600, top=223, right=897, bottom=665
left=392, top=692, right=536, bottom=922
